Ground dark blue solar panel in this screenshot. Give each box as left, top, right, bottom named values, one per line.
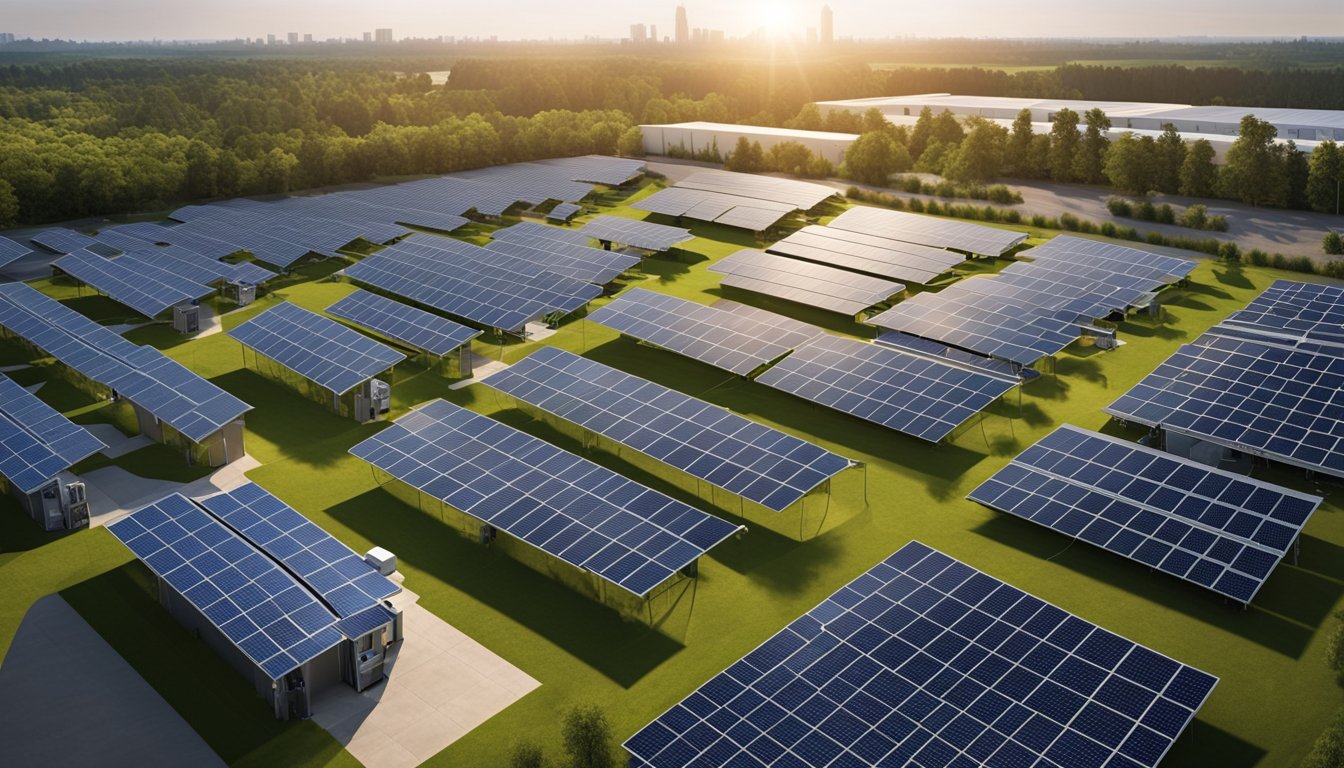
left=0, top=238, right=33, bottom=268
left=1220, top=280, right=1344, bottom=347
left=30, top=228, right=99, bottom=255
left=228, top=301, right=406, bottom=394
left=968, top=425, right=1321, bottom=604
left=754, top=335, right=1017, bottom=443
left=199, top=482, right=399, bottom=618
left=482, top=346, right=853, bottom=512
left=106, top=494, right=345, bottom=680
left=348, top=399, right=741, bottom=597
left=56, top=249, right=213, bottom=319
left=485, top=234, right=639, bottom=284
left=624, top=540, right=1217, bottom=768
left=578, top=215, right=694, bottom=252
left=326, top=290, right=481, bottom=356
left=867, top=291, right=1081, bottom=368
left=546, top=203, right=582, bottom=221
left=0, top=374, right=105, bottom=492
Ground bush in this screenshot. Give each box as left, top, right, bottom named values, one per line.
left=935, top=180, right=958, bottom=198
left=1100, top=222, right=1117, bottom=237
left=1116, top=225, right=1140, bottom=241
left=1031, top=214, right=1048, bottom=228
left=1180, top=204, right=1208, bottom=229
left=1207, top=215, right=1228, bottom=232
left=1146, top=231, right=1165, bottom=245
left=1106, top=197, right=1133, bottom=217
left=900, top=175, right=923, bottom=193
left=1059, top=213, right=1081, bottom=231
left=562, top=705, right=615, bottom=768
left=1325, top=231, right=1344, bottom=255
left=907, top=198, right=925, bottom=212
left=510, top=742, right=547, bottom=768
left=1156, top=204, right=1176, bottom=224
left=1003, top=209, right=1022, bottom=224
left=1217, top=241, right=1241, bottom=261
left=1304, top=708, right=1344, bottom=768
left=1135, top=200, right=1157, bottom=221
left=987, top=185, right=1021, bottom=204
left=925, top=200, right=943, bottom=215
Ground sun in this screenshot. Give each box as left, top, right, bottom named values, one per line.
left=758, top=2, right=803, bottom=39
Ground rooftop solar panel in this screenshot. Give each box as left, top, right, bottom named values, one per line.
left=0, top=374, right=105, bottom=492
left=199, top=483, right=400, bottom=618
left=767, top=226, right=962, bottom=285
left=0, top=238, right=31, bottom=269
left=546, top=203, right=582, bottom=222
left=325, top=290, right=481, bottom=356
left=228, top=302, right=405, bottom=395
left=588, top=288, right=824, bottom=376
left=829, top=207, right=1028, bottom=257
left=30, top=229, right=99, bottom=255
left=625, top=539, right=1217, bottom=768
left=349, top=399, right=743, bottom=597
left=578, top=215, right=695, bottom=252
left=55, top=250, right=214, bottom=319
left=106, top=494, right=346, bottom=680
left=1104, top=332, right=1344, bottom=478
left=754, top=335, right=1017, bottom=443
left=968, top=425, right=1322, bottom=605
left=482, top=347, right=854, bottom=512
left=868, top=292, right=1081, bottom=367
left=711, top=249, right=905, bottom=316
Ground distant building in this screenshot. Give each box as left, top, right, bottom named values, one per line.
left=630, top=23, right=647, bottom=43
left=374, top=28, right=393, bottom=43
left=650, top=24, right=657, bottom=42
left=362, top=31, right=372, bottom=42
left=806, top=27, right=817, bottom=45
left=286, top=32, right=298, bottom=45
left=675, top=5, right=689, bottom=44
left=0, top=33, right=15, bottom=45
left=266, top=33, right=276, bottom=45
left=303, top=33, right=312, bottom=44
left=641, top=121, right=858, bottom=165
left=820, top=4, right=833, bottom=44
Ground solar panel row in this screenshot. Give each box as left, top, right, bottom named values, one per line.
left=228, top=302, right=406, bottom=395
left=1220, top=279, right=1344, bottom=346
left=55, top=250, right=214, bottom=319
left=30, top=228, right=99, bottom=255
left=0, top=238, right=31, bottom=270
left=768, top=225, right=964, bottom=286
left=546, top=203, right=582, bottom=221
left=829, top=207, right=1028, bottom=258
left=868, top=291, right=1082, bottom=368
left=325, top=290, right=480, bottom=357
left=484, top=231, right=640, bottom=285
left=711, top=249, right=906, bottom=317
left=578, top=214, right=694, bottom=252
left=0, top=374, right=106, bottom=492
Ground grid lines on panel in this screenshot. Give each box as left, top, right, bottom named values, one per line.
left=30, top=228, right=99, bottom=255
left=829, top=207, right=1028, bottom=257
left=55, top=249, right=214, bottom=319
left=228, top=301, right=405, bottom=395
left=0, top=374, right=105, bottom=492
left=1220, top=280, right=1344, bottom=346
left=326, top=290, right=481, bottom=357
left=710, top=250, right=906, bottom=317
left=578, top=214, right=694, bottom=251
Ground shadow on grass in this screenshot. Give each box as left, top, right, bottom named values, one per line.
left=1212, top=264, right=1255, bottom=291
left=62, top=563, right=345, bottom=766
left=973, top=515, right=1340, bottom=659
left=1163, top=718, right=1265, bottom=768
left=329, top=489, right=683, bottom=688
left=0, top=497, right=72, bottom=555
left=1118, top=316, right=1186, bottom=341
left=1055, top=355, right=1108, bottom=388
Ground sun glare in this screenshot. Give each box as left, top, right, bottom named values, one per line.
left=758, top=2, right=803, bottom=40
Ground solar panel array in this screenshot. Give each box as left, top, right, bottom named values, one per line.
left=91, top=228, right=156, bottom=253
left=1022, top=236, right=1197, bottom=284
left=755, top=335, right=1018, bottom=443
left=30, top=228, right=99, bottom=255
left=228, top=302, right=406, bottom=395
left=677, top=170, right=837, bottom=210
left=768, top=225, right=965, bottom=285
left=489, top=220, right=595, bottom=248
left=536, top=155, right=647, bottom=186
left=829, top=207, right=1028, bottom=258
left=55, top=249, right=214, bottom=319
left=711, top=249, right=906, bottom=316
left=634, top=170, right=835, bottom=232
left=482, top=231, right=640, bottom=285
left=578, top=215, right=695, bottom=252
left=625, top=540, right=1217, bottom=768
left=325, top=290, right=481, bottom=356
left=0, top=238, right=31, bottom=269
left=1220, top=280, right=1344, bottom=346
left=349, top=399, right=742, bottom=597
left=868, top=291, right=1082, bottom=368
left=0, top=283, right=250, bottom=443
left=199, top=483, right=400, bottom=618
left=107, top=494, right=347, bottom=680
left=482, top=346, right=854, bottom=512
left=968, top=425, right=1322, bottom=605
left=0, top=374, right=105, bottom=492
left=118, top=246, right=278, bottom=287
left=588, top=288, right=825, bottom=376
left=546, top=203, right=582, bottom=221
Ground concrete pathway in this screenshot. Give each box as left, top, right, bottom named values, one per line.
left=449, top=354, right=511, bottom=391
left=311, top=587, right=540, bottom=768
left=77, top=454, right=262, bottom=528
left=0, top=595, right=226, bottom=768
left=84, top=422, right=154, bottom=458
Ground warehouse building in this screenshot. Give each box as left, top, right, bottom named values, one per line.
left=640, top=121, right=859, bottom=165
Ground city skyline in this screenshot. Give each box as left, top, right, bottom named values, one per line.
left=3, top=0, right=1341, bottom=43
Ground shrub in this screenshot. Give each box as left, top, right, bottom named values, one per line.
left=1156, top=204, right=1176, bottom=224
left=1100, top=222, right=1117, bottom=237
left=901, top=175, right=923, bottom=193
left=563, top=705, right=616, bottom=768
left=1106, top=197, right=1133, bottom=217
left=1303, top=708, right=1344, bottom=768
left=1135, top=200, right=1157, bottom=221
left=935, top=180, right=958, bottom=198
left=907, top=198, right=924, bottom=212
left=1146, top=231, right=1165, bottom=245
left=1218, top=241, right=1241, bottom=261
left=1207, top=215, right=1228, bottom=232
left=986, top=185, right=1023, bottom=204
left=509, top=742, right=546, bottom=768
left=1116, top=225, right=1140, bottom=241
left=1325, top=231, right=1344, bottom=255
left=1003, top=209, right=1022, bottom=224
left=1180, top=204, right=1208, bottom=229
left=925, top=200, right=943, bottom=215
left=1247, top=248, right=1269, bottom=266
left=1059, top=213, right=1081, bottom=231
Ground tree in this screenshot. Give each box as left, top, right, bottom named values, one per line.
left=562, top=705, right=614, bottom=768
left=1284, top=141, right=1311, bottom=210
left=766, top=141, right=815, bottom=176
left=510, top=742, right=546, bottom=768
left=943, top=119, right=1006, bottom=183
left=913, top=141, right=953, bottom=175
left=1307, top=140, right=1342, bottom=214
left=931, top=109, right=965, bottom=148
left=1220, top=115, right=1288, bottom=207
left=183, top=139, right=218, bottom=200
left=617, top=126, right=644, bottom=156
left=1324, top=231, right=1344, bottom=255
left=1152, top=124, right=1187, bottom=194
left=861, top=107, right=890, bottom=135
left=1072, top=108, right=1111, bottom=184
left=0, top=179, right=19, bottom=229
left=786, top=103, right=824, bottom=131
left=840, top=131, right=909, bottom=185
left=1048, top=108, right=1080, bottom=183
left=908, top=106, right=936, bottom=159
left=1103, top=132, right=1155, bottom=195
left=724, top=136, right=767, bottom=172
left=1179, top=139, right=1219, bottom=198
left=1003, top=109, right=1035, bottom=178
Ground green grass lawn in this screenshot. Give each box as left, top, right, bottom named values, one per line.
left=1, top=197, right=1343, bottom=768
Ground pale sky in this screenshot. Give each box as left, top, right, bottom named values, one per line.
left=3, top=0, right=1341, bottom=42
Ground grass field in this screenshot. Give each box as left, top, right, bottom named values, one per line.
left=1, top=189, right=1343, bottom=768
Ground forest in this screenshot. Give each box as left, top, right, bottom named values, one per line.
left=1, top=49, right=1342, bottom=226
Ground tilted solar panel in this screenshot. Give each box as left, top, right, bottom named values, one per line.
left=829, top=207, right=1028, bottom=258
left=578, top=215, right=694, bottom=252
left=754, top=335, right=1017, bottom=443
left=546, top=203, right=582, bottom=221
left=676, top=170, right=836, bottom=210
left=228, top=302, right=405, bottom=395
left=1220, top=280, right=1344, bottom=346
left=969, top=425, right=1321, bottom=604
left=625, top=540, right=1217, bottom=768
left=325, top=289, right=481, bottom=356
left=0, top=238, right=31, bottom=269
left=490, top=221, right=595, bottom=247
left=56, top=250, right=213, bottom=319
left=484, top=235, right=639, bottom=285
left=483, top=347, right=854, bottom=511
left=1021, top=236, right=1197, bottom=283
left=0, top=374, right=105, bottom=492
left=867, top=292, right=1081, bottom=368
left=711, top=249, right=905, bottom=316
left=767, top=226, right=959, bottom=286
left=349, top=399, right=742, bottom=597
left=588, top=288, right=824, bottom=376
left=30, top=229, right=99, bottom=255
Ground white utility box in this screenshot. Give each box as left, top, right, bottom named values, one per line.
left=365, top=546, right=397, bottom=576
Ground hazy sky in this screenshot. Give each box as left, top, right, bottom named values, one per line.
left=4, top=0, right=1341, bottom=42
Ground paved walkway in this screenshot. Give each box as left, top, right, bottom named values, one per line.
left=78, top=454, right=262, bottom=528
left=84, top=422, right=155, bottom=458
left=0, top=595, right=226, bottom=768
left=449, top=353, right=511, bottom=391
left=311, top=588, right=540, bottom=768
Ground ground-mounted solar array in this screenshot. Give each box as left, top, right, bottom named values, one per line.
left=0, top=374, right=106, bottom=493
left=754, top=335, right=1018, bottom=443
left=118, top=246, right=278, bottom=288
left=968, top=425, right=1322, bottom=604
left=482, top=230, right=640, bottom=285
left=349, top=399, right=743, bottom=597
left=588, top=288, right=825, bottom=376
left=829, top=207, right=1029, bottom=258
left=1219, top=279, right=1344, bottom=345
left=578, top=214, right=695, bottom=252
left=482, top=346, right=855, bottom=512
left=54, top=249, right=214, bottom=319
left=0, top=282, right=250, bottom=443
left=635, top=170, right=835, bottom=232
left=228, top=302, right=405, bottom=395
left=625, top=540, right=1218, bottom=768
left=1021, top=236, right=1197, bottom=284
left=711, top=249, right=906, bottom=317
left=546, top=203, right=582, bottom=221
left=325, top=290, right=481, bottom=357
left=30, top=228, right=100, bottom=255
left=868, top=291, right=1083, bottom=368
left=489, top=220, right=596, bottom=248
left=0, top=238, right=32, bottom=270
left=768, top=225, right=965, bottom=285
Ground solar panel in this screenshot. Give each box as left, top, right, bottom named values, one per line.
left=588, top=288, right=824, bottom=376
left=325, top=290, right=481, bottom=356
left=624, top=540, right=1218, bottom=768
left=484, top=234, right=640, bottom=285
left=55, top=250, right=213, bottom=319
left=1104, top=332, right=1344, bottom=478
left=1022, top=236, right=1196, bottom=283
left=0, top=374, right=105, bottom=492
left=0, top=238, right=31, bottom=269
left=868, top=291, right=1081, bottom=367
left=768, top=225, right=963, bottom=285
left=754, top=335, right=1017, bottom=443
left=349, top=399, right=742, bottom=597
left=30, top=229, right=99, bottom=255
left=537, top=154, right=647, bottom=186
left=968, top=425, right=1322, bottom=605
left=228, top=302, right=405, bottom=395
left=199, top=483, right=400, bottom=618
left=633, top=187, right=798, bottom=231
left=91, top=228, right=155, bottom=253
left=676, top=170, right=836, bottom=210
left=116, top=246, right=271, bottom=289
left=132, top=225, right=245, bottom=260
left=875, top=331, right=1028, bottom=381
left=490, top=221, right=596, bottom=247
left=829, top=207, right=1028, bottom=258
left=1220, top=280, right=1344, bottom=346
left=482, top=347, right=854, bottom=512
left=710, top=249, right=905, bottom=316
left=578, top=215, right=694, bottom=252
left=106, top=494, right=346, bottom=680
left=546, top=203, right=582, bottom=221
